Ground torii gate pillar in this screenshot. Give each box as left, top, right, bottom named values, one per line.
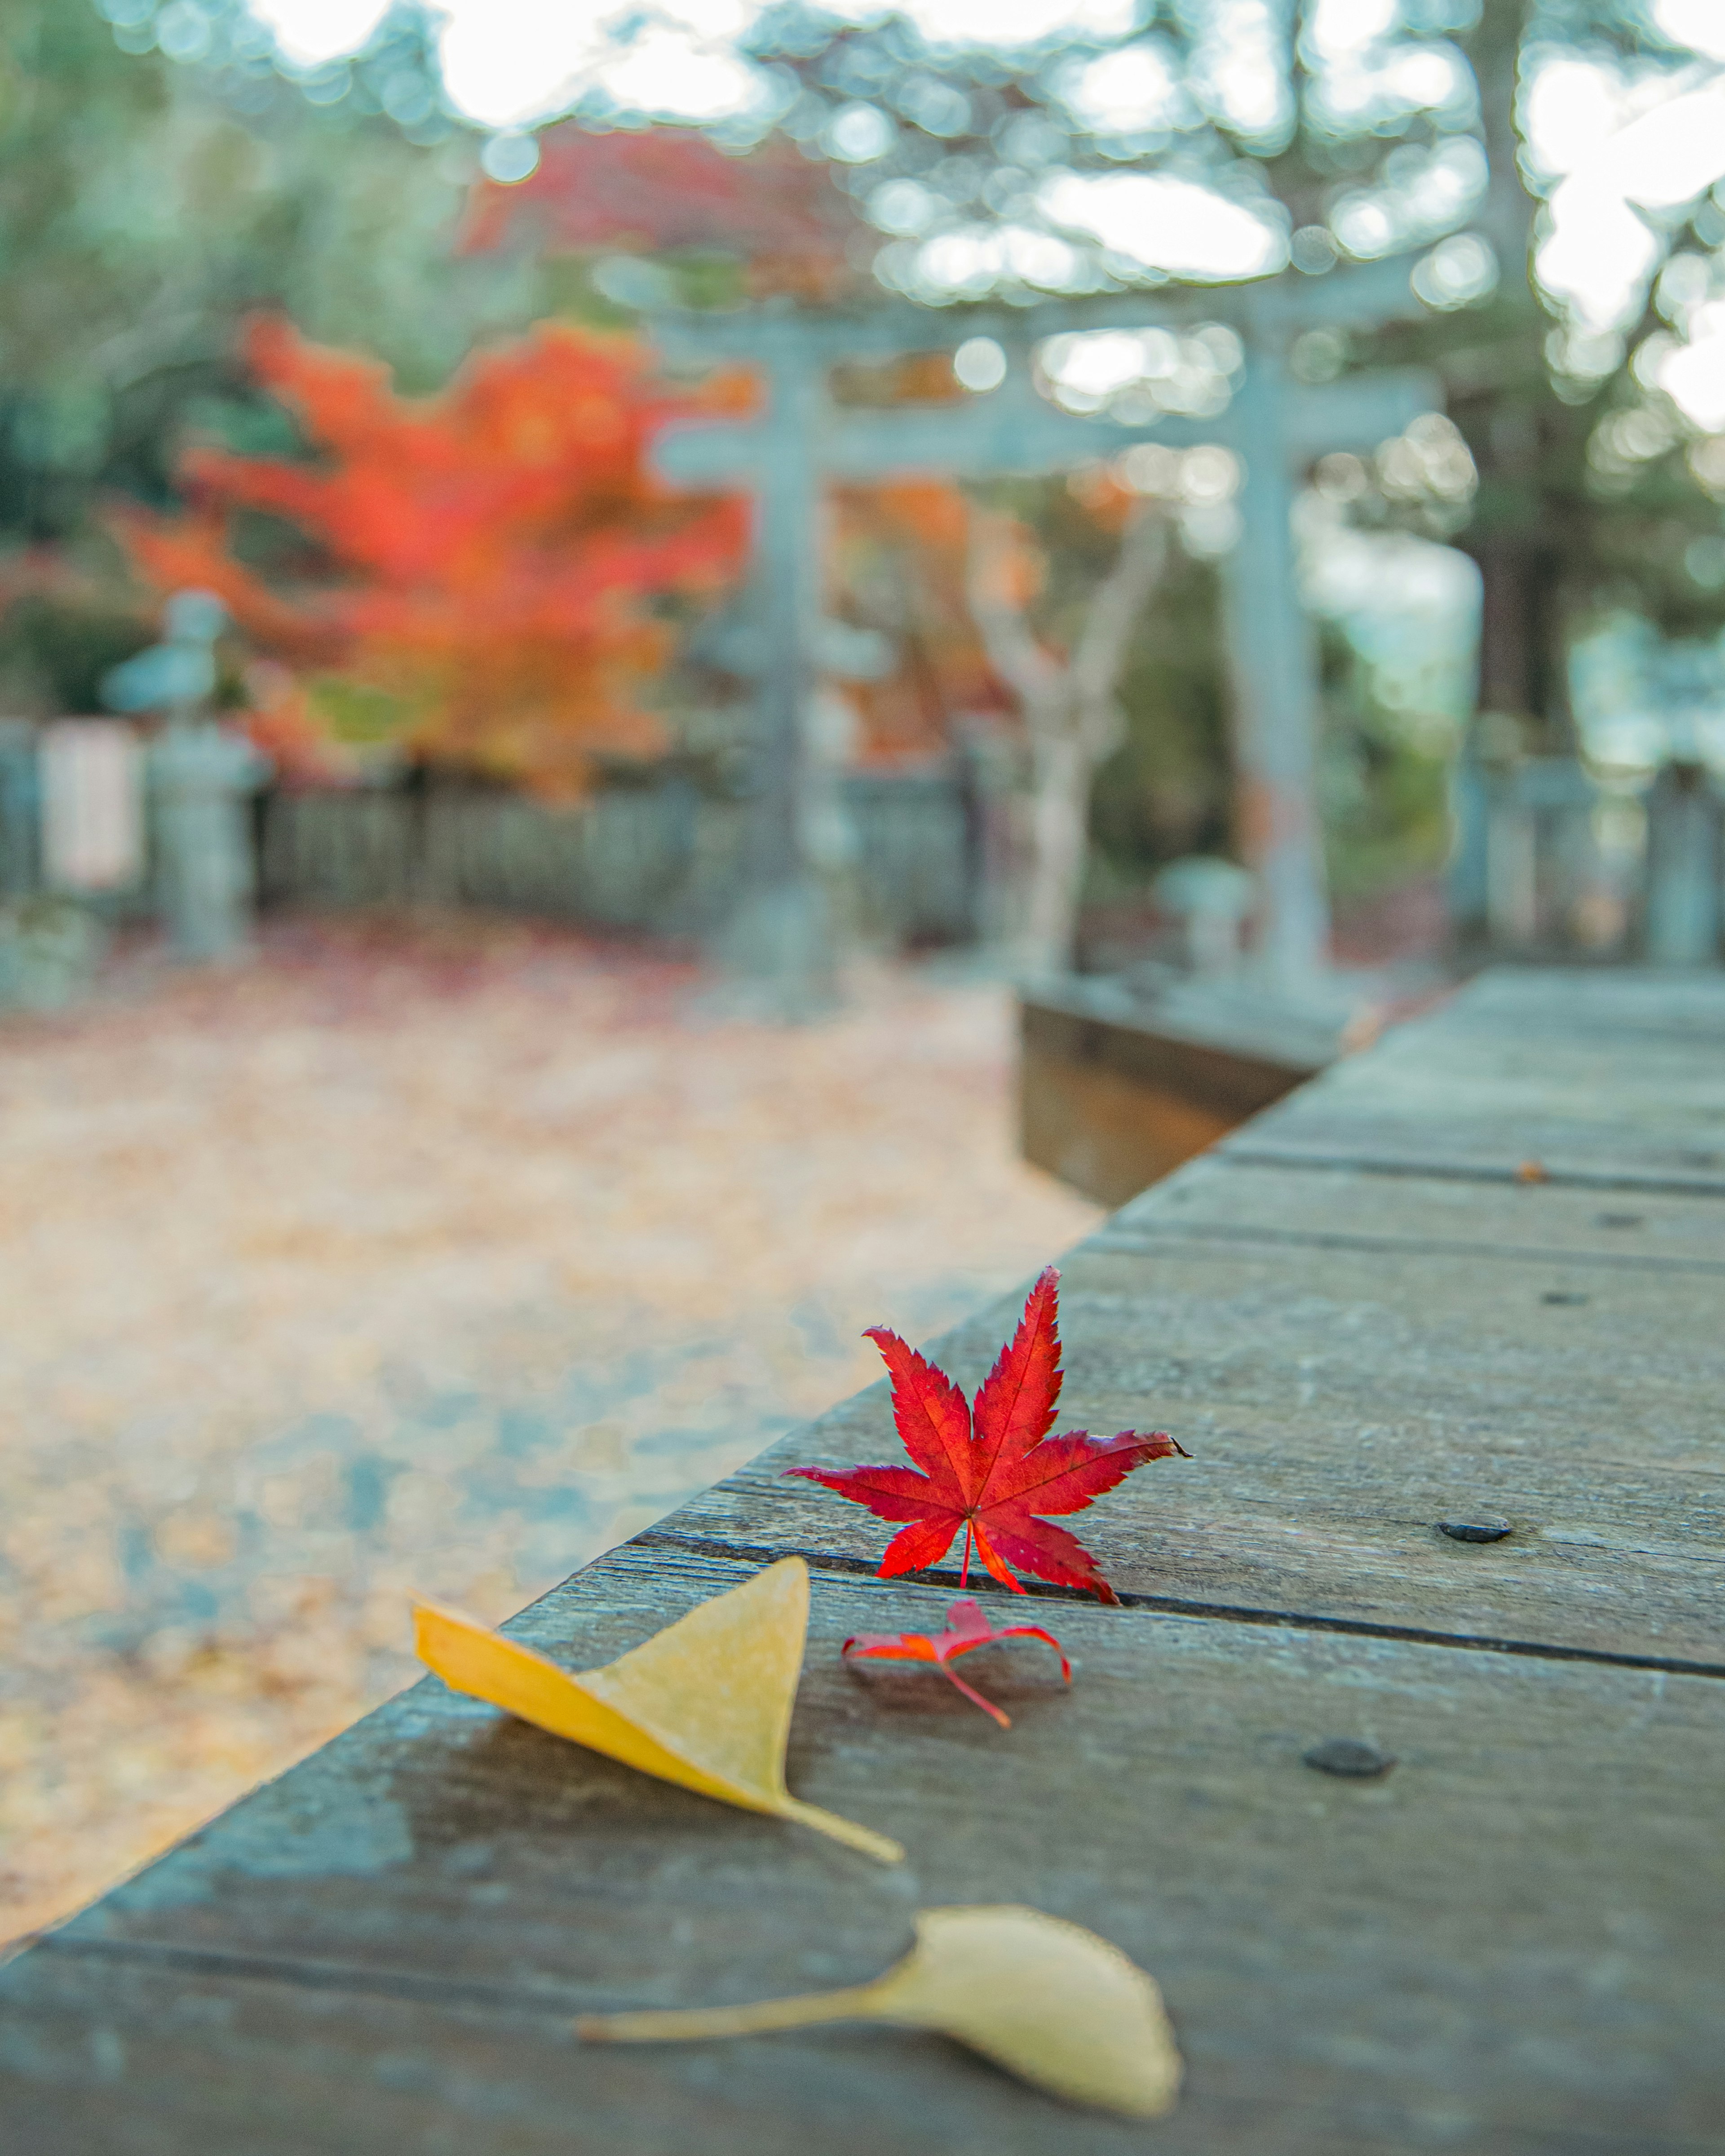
left=730, top=334, right=835, bottom=1009
left=1221, top=346, right=1329, bottom=986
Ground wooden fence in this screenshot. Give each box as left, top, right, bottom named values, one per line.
left=257, top=770, right=982, bottom=946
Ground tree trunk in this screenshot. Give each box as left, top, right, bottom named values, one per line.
left=1022, top=731, right=1093, bottom=977
left=1472, top=533, right=1574, bottom=746
left=968, top=503, right=1168, bottom=978
left=1458, top=0, right=1577, bottom=755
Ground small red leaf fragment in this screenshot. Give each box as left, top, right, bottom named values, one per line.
left=787, top=1268, right=1187, bottom=1601
left=842, top=1597, right=1072, bottom=1727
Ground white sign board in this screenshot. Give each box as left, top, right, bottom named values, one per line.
left=39, top=720, right=145, bottom=893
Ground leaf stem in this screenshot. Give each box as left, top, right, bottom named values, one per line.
left=577, top=1977, right=886, bottom=2044
left=939, top=1664, right=1011, bottom=1727
left=774, top=1797, right=904, bottom=1865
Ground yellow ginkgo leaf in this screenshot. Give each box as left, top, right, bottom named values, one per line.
left=576, top=1904, right=1183, bottom=2118
left=414, top=1557, right=902, bottom=1864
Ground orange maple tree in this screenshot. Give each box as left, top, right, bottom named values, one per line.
left=832, top=478, right=1008, bottom=762
left=116, top=315, right=750, bottom=793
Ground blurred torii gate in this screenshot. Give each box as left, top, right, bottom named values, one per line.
left=650, top=258, right=1440, bottom=989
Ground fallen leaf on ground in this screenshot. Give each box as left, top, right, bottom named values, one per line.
left=577, top=1902, right=1182, bottom=2118
left=414, top=1557, right=902, bottom=1863
left=787, top=1267, right=1185, bottom=1602
left=842, top=1595, right=1070, bottom=1727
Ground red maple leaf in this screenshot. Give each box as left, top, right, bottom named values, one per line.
left=842, top=1596, right=1071, bottom=1728
left=786, top=1268, right=1185, bottom=1604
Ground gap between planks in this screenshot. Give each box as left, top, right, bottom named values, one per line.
left=1219, top=1147, right=1725, bottom=1198
left=633, top=1533, right=1725, bottom=1684
left=17, top=1934, right=596, bottom=2020
left=1085, top=1221, right=1725, bottom=1278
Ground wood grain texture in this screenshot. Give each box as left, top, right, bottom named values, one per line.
left=7, top=1549, right=1724, bottom=2155
left=1225, top=971, right=1725, bottom=1190
left=1114, top=1151, right=1725, bottom=1270
left=659, top=1220, right=1725, bottom=1665
left=9, top=967, right=1725, bottom=2153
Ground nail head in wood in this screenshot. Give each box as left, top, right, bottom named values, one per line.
left=1302, top=1738, right=1395, bottom=1779
left=1436, top=1517, right=1512, bottom=1544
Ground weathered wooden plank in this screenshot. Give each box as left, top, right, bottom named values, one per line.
left=1228, top=973, right=1725, bottom=1189
left=29, top=1558, right=920, bottom=2003
left=7, top=1549, right=1722, bottom=2154
left=659, top=1226, right=1725, bottom=1665
left=639, top=970, right=1725, bottom=1659
left=1431, top=969, right=1725, bottom=1042
left=11, top=967, right=1725, bottom=2152
left=1117, top=1151, right=1725, bottom=1271
left=6, top=1955, right=1057, bottom=2156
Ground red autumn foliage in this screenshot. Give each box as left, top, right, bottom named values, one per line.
left=788, top=1268, right=1186, bottom=1603
left=842, top=1594, right=1070, bottom=1728
left=459, top=122, right=870, bottom=304
left=115, top=316, right=751, bottom=795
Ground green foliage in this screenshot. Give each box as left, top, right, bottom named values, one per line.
left=1316, top=620, right=1453, bottom=899
left=1091, top=552, right=1233, bottom=876
left=759, top=0, right=1725, bottom=764
left=1353, top=3, right=1725, bottom=733
left=0, top=589, right=152, bottom=713
left=0, top=1, right=535, bottom=546
left=973, top=474, right=1233, bottom=879
left=306, top=674, right=415, bottom=747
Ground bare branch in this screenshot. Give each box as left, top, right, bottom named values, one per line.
left=1069, top=501, right=1168, bottom=763
left=1071, top=502, right=1168, bottom=707
left=966, top=506, right=1067, bottom=729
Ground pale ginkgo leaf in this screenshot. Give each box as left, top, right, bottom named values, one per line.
left=577, top=1904, right=1182, bottom=2117
left=415, top=1557, right=902, bottom=1864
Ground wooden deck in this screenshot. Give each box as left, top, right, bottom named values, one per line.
left=5, top=968, right=1723, bottom=2154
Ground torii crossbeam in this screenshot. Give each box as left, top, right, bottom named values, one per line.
left=650, top=259, right=1440, bottom=988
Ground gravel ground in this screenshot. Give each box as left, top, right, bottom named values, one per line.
left=0, top=914, right=1097, bottom=1947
